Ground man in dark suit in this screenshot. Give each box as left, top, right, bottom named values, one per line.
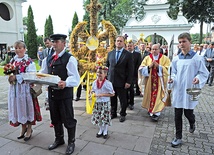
left=43, top=37, right=54, bottom=58
left=139, top=43, right=150, bottom=96
left=204, top=42, right=214, bottom=86
left=126, top=41, right=142, bottom=110
left=42, top=37, right=54, bottom=111
left=140, top=43, right=150, bottom=62
left=106, top=36, right=134, bottom=122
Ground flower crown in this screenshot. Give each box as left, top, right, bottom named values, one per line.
left=96, top=65, right=108, bottom=71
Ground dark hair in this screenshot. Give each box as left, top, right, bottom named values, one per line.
left=178, top=32, right=191, bottom=42
left=44, top=37, right=51, bottom=42
left=116, top=35, right=125, bottom=41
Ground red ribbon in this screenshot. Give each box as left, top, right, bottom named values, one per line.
left=50, top=54, right=58, bottom=67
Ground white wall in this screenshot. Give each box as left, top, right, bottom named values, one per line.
left=0, top=0, right=25, bottom=47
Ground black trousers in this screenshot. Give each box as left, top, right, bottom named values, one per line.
left=49, top=98, right=77, bottom=129
left=174, top=108, right=195, bottom=139
left=208, top=66, right=214, bottom=84
left=111, top=86, right=128, bottom=116
left=76, top=84, right=82, bottom=98
left=127, top=83, right=134, bottom=106
left=206, top=66, right=211, bottom=83
left=135, top=81, right=141, bottom=95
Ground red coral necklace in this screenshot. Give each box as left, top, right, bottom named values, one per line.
left=96, top=79, right=106, bottom=89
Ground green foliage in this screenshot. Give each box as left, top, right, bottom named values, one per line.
left=168, top=0, right=214, bottom=44
left=72, top=12, right=79, bottom=31
left=191, top=33, right=200, bottom=44
left=69, top=12, right=79, bottom=37
left=183, top=0, right=214, bottom=43
left=26, top=5, right=38, bottom=59
left=37, top=35, right=44, bottom=47
left=83, top=0, right=146, bottom=34
left=44, top=15, right=54, bottom=38
left=23, top=16, right=28, bottom=26
left=83, top=0, right=90, bottom=32
left=191, top=33, right=207, bottom=44
left=167, top=0, right=179, bottom=20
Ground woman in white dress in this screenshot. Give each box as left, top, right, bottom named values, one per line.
left=7, top=40, right=42, bottom=141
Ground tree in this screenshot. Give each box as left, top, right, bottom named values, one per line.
left=23, top=16, right=28, bottom=26
left=83, top=0, right=90, bottom=32
left=183, top=0, right=214, bottom=44
left=26, top=5, right=37, bottom=59
left=44, top=15, right=54, bottom=38
left=168, top=0, right=214, bottom=44
left=83, top=0, right=146, bottom=34
left=37, top=35, right=44, bottom=47
left=72, top=12, right=79, bottom=31
left=69, top=12, right=79, bottom=37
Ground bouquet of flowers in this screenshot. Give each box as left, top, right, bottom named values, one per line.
left=3, top=63, right=16, bottom=75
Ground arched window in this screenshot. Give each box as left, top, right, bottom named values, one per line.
left=0, top=3, right=10, bottom=21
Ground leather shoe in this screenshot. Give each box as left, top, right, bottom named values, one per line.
left=23, top=129, right=33, bottom=141
left=17, top=128, right=27, bottom=139
left=75, top=97, right=80, bottom=101
left=134, top=93, right=140, bottom=96
left=171, top=138, right=182, bottom=147
left=151, top=115, right=159, bottom=121
left=103, top=133, right=108, bottom=139
left=96, top=133, right=103, bottom=138
left=119, top=116, right=126, bottom=122
left=48, top=139, right=65, bottom=150
left=65, top=143, right=75, bottom=155
left=129, top=105, right=134, bottom=110
left=189, top=123, right=195, bottom=133
left=111, top=114, right=117, bottom=119
left=208, top=84, right=212, bottom=86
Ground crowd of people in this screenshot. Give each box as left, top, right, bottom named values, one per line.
left=3, top=32, right=212, bottom=154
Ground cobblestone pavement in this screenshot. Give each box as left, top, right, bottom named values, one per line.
left=149, top=85, right=214, bottom=155
left=0, top=76, right=214, bottom=155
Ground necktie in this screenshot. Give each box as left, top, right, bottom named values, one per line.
left=116, top=51, right=120, bottom=62
left=50, top=54, right=58, bottom=67
left=48, top=48, right=50, bottom=55
left=199, top=50, right=202, bottom=55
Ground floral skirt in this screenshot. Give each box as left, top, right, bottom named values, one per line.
left=10, top=97, right=42, bottom=127
left=91, top=101, right=112, bottom=126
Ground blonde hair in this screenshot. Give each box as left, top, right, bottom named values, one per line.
left=14, top=40, right=26, bottom=49
left=38, top=46, right=43, bottom=51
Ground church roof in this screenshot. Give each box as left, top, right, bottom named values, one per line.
left=125, top=3, right=191, bottom=28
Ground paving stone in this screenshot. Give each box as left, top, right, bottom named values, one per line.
left=0, top=76, right=214, bottom=155
left=77, top=142, right=116, bottom=155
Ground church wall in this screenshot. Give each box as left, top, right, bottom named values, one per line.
left=0, top=0, right=25, bottom=47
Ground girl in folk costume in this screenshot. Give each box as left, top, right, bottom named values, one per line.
left=91, top=66, right=115, bottom=139
left=7, top=41, right=42, bottom=141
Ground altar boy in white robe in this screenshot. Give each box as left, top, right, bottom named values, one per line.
left=168, top=32, right=209, bottom=147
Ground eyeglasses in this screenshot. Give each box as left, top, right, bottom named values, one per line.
left=152, top=49, right=159, bottom=51
left=179, top=41, right=187, bottom=44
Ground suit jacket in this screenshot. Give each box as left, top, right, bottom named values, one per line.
left=43, top=47, right=54, bottom=58
left=106, top=49, right=134, bottom=87
left=141, top=50, right=150, bottom=61
left=132, top=51, right=142, bottom=82
left=204, top=48, right=214, bottom=67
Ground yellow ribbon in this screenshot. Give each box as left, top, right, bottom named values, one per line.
left=73, top=71, right=88, bottom=94
left=86, top=72, right=97, bottom=114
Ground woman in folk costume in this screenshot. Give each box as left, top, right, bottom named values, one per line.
left=7, top=40, right=42, bottom=141
left=138, top=44, right=170, bottom=121
left=91, top=66, right=115, bottom=139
